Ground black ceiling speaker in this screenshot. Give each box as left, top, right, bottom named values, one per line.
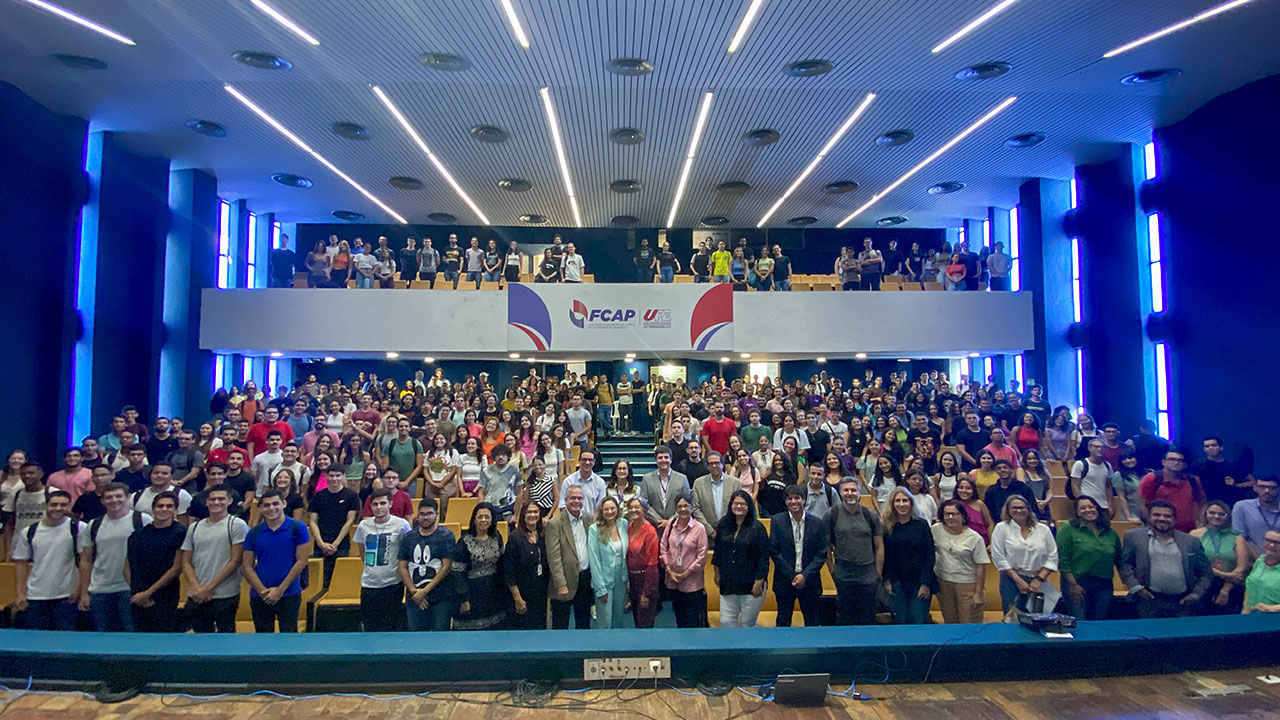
left=498, top=178, right=532, bottom=192
left=470, top=125, right=508, bottom=143
left=783, top=59, right=833, bottom=77
left=332, top=210, right=365, bottom=221
left=233, top=51, right=292, bottom=70
left=186, top=119, right=227, bottom=138
left=609, top=127, right=646, bottom=145
left=955, top=61, right=1011, bottom=81
left=420, top=53, right=470, bottom=71
left=427, top=213, right=457, bottom=223
left=332, top=122, right=371, bottom=140
left=271, top=173, right=313, bottom=189
left=743, top=128, right=780, bottom=146
left=607, top=57, right=654, bottom=76
left=1004, top=132, right=1046, bottom=149
left=824, top=181, right=859, bottom=194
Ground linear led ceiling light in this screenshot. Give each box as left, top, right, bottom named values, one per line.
left=498, top=0, right=531, bottom=48
left=666, top=91, right=715, bottom=228
left=372, top=85, right=490, bottom=225
left=224, top=84, right=408, bottom=223
left=1103, top=0, right=1262, bottom=58
left=538, top=86, right=582, bottom=227
left=931, top=0, right=1021, bottom=53
left=757, top=91, right=876, bottom=226
left=249, top=0, right=320, bottom=45
left=14, top=0, right=136, bottom=44
left=837, top=96, right=1016, bottom=227
left=727, top=0, right=767, bottom=52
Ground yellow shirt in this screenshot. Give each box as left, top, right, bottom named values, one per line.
left=711, top=250, right=731, bottom=276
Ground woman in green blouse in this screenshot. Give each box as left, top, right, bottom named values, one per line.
left=1056, top=495, right=1121, bottom=620
left=1244, top=529, right=1280, bottom=613
left=1190, top=500, right=1248, bottom=614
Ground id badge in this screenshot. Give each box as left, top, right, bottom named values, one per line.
left=537, top=564, right=543, bottom=577
left=1213, top=558, right=1224, bottom=571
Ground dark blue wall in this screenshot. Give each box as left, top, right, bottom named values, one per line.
left=1156, top=73, right=1280, bottom=470
left=0, top=82, right=86, bottom=464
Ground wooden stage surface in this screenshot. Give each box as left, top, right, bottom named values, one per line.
left=2, top=666, right=1280, bottom=720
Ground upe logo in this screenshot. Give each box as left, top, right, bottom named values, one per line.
left=569, top=300, right=641, bottom=329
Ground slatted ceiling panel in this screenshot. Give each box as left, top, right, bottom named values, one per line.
left=2, top=0, right=1278, bottom=226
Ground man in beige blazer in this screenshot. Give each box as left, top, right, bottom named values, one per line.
left=546, top=485, right=595, bottom=629
left=691, top=451, right=741, bottom=540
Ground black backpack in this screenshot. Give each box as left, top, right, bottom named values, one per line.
left=89, top=511, right=146, bottom=561
left=26, top=515, right=80, bottom=563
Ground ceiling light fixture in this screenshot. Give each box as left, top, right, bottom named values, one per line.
left=968, top=352, right=981, bottom=357
left=816, top=357, right=827, bottom=363
left=727, top=0, right=767, bottom=52
left=497, top=0, right=531, bottom=48
left=757, top=91, right=875, bottom=226
left=720, top=357, right=732, bottom=363
left=526, top=357, right=537, bottom=363
left=14, top=0, right=136, bottom=45
left=740, top=353, right=751, bottom=359
left=249, top=0, right=320, bottom=45
left=386, top=352, right=400, bottom=359
left=269, top=351, right=283, bottom=357
left=538, top=87, right=582, bottom=227
left=837, top=96, right=1016, bottom=227
left=1103, top=0, right=1261, bottom=58
left=666, top=91, right=715, bottom=228
left=224, top=84, right=407, bottom=223
left=855, top=353, right=868, bottom=359
left=509, top=352, right=521, bottom=359
left=372, top=85, right=490, bottom=225
left=423, top=356, right=435, bottom=363
left=323, top=357, right=336, bottom=363
left=931, top=0, right=1021, bottom=53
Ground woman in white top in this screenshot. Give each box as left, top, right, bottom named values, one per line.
left=931, top=451, right=963, bottom=505
left=536, top=431, right=566, bottom=486
left=457, top=436, right=488, bottom=498
left=904, top=471, right=937, bottom=524
left=375, top=249, right=397, bottom=288
left=536, top=403, right=557, bottom=435
left=423, top=432, right=460, bottom=516
left=932, top=498, right=990, bottom=623
left=772, top=414, right=809, bottom=452
left=989, top=495, right=1058, bottom=614
left=750, top=434, right=774, bottom=480
left=615, top=377, right=634, bottom=434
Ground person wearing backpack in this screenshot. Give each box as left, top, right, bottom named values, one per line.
left=377, top=418, right=424, bottom=497
left=79, top=482, right=150, bottom=631
left=13, top=489, right=89, bottom=630
left=825, top=477, right=884, bottom=626
left=180, top=486, right=249, bottom=633
left=1070, top=438, right=1130, bottom=520
left=241, top=489, right=312, bottom=633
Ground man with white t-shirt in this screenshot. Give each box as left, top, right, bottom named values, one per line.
left=181, top=486, right=249, bottom=633
left=251, top=430, right=286, bottom=494
left=13, top=490, right=89, bottom=630
left=561, top=243, right=585, bottom=283
left=79, top=481, right=150, bottom=631
left=130, top=462, right=193, bottom=522
left=354, top=490, right=412, bottom=631
left=565, top=394, right=593, bottom=451
left=1071, top=438, right=1128, bottom=519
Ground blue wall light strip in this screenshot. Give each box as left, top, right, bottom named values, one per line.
left=69, top=131, right=102, bottom=445
left=1009, top=205, right=1021, bottom=291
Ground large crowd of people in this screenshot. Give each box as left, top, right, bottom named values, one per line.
left=4, top=366, right=1276, bottom=633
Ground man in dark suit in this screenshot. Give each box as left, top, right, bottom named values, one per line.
left=1119, top=499, right=1211, bottom=618
left=546, top=485, right=594, bottom=629
left=769, top=484, right=828, bottom=627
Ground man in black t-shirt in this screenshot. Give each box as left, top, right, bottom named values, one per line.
left=952, top=412, right=989, bottom=471
left=72, top=465, right=116, bottom=522
left=634, top=238, right=655, bottom=283
left=958, top=241, right=980, bottom=291
left=126, top=491, right=187, bottom=632
left=189, top=463, right=245, bottom=520
left=882, top=239, right=903, bottom=277
left=269, top=234, right=297, bottom=288
left=308, top=477, right=360, bottom=587
left=144, top=417, right=178, bottom=465
left=690, top=241, right=711, bottom=283
left=771, top=245, right=792, bottom=291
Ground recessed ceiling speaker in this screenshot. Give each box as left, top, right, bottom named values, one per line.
left=232, top=51, right=292, bottom=70
left=717, top=181, right=750, bottom=195
left=186, top=119, right=227, bottom=138
left=332, top=122, right=371, bottom=141
left=420, top=52, right=470, bottom=71
left=427, top=213, right=457, bottom=223
left=743, top=128, right=781, bottom=146
left=607, top=57, right=654, bottom=76
left=876, top=216, right=908, bottom=226
left=824, top=181, right=859, bottom=194
left=955, top=61, right=1011, bottom=81
left=928, top=181, right=966, bottom=194
left=609, top=127, right=646, bottom=145
left=470, top=125, right=508, bottom=143
left=498, top=178, right=532, bottom=192
left=787, top=216, right=817, bottom=226
left=271, top=173, right=313, bottom=189
left=1004, top=132, right=1046, bottom=149
left=611, top=215, right=640, bottom=227
left=783, top=59, right=834, bottom=77
left=48, top=54, right=108, bottom=70
left=332, top=210, right=365, bottom=221
left=700, top=215, right=729, bottom=226
left=610, top=179, right=642, bottom=194
left=388, top=176, right=424, bottom=190
left=876, top=129, right=915, bottom=147
left=1121, top=68, right=1183, bottom=85
left=520, top=214, right=549, bottom=224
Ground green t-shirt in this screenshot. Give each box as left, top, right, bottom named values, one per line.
left=1246, top=556, right=1280, bottom=609
left=383, top=436, right=422, bottom=480
left=740, top=425, right=771, bottom=454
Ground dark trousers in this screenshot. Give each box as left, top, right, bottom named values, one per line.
left=1136, top=590, right=1196, bottom=619
left=360, top=585, right=406, bottom=631
left=860, top=273, right=881, bottom=291
left=507, top=596, right=548, bottom=630
left=133, top=598, right=179, bottom=632
left=1067, top=575, right=1114, bottom=620
left=25, top=598, right=78, bottom=631
left=670, top=589, right=708, bottom=628
left=989, top=276, right=1009, bottom=291
left=406, top=597, right=457, bottom=631
left=835, top=581, right=878, bottom=625
left=250, top=594, right=302, bottom=632
left=551, top=570, right=593, bottom=629
left=90, top=591, right=134, bottom=632
left=187, top=596, right=239, bottom=633
left=775, top=583, right=821, bottom=627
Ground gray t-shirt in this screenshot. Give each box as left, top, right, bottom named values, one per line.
left=181, top=515, right=250, bottom=599
left=828, top=504, right=882, bottom=584
left=12, top=518, right=89, bottom=600
left=466, top=247, right=486, bottom=272
left=87, top=512, right=152, bottom=593
left=480, top=463, right=522, bottom=509
left=1071, top=459, right=1113, bottom=509
left=566, top=407, right=592, bottom=435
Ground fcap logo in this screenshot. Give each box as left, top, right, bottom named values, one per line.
left=570, top=300, right=638, bottom=328
left=507, top=284, right=553, bottom=350
left=570, top=300, right=588, bottom=329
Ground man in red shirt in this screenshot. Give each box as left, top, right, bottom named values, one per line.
left=350, top=393, right=382, bottom=430
left=1138, top=448, right=1206, bottom=533
left=982, top=428, right=1020, bottom=468
left=246, top=405, right=295, bottom=458
left=700, top=401, right=737, bottom=457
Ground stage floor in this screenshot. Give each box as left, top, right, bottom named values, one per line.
left=3, top=666, right=1279, bottom=719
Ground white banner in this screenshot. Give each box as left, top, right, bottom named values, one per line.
left=507, top=283, right=734, bottom=353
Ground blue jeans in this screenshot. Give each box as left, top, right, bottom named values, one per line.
left=947, top=280, right=964, bottom=291
left=712, top=275, right=730, bottom=284
left=407, top=597, right=457, bottom=631
left=659, top=267, right=674, bottom=283
left=443, top=270, right=459, bottom=288
left=694, top=275, right=709, bottom=283
left=90, top=590, right=134, bottom=632
left=355, top=274, right=373, bottom=289
left=483, top=270, right=501, bottom=283
left=775, top=279, right=791, bottom=291
left=1066, top=574, right=1113, bottom=620
left=756, top=275, right=773, bottom=291
left=998, top=572, right=1037, bottom=613
left=466, top=271, right=482, bottom=288
left=25, top=598, right=78, bottom=630
left=889, top=580, right=930, bottom=624
left=597, top=405, right=614, bottom=435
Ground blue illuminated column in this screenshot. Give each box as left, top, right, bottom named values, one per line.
left=1017, top=177, right=1076, bottom=410
left=1139, top=141, right=1172, bottom=437
left=159, top=168, right=218, bottom=422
